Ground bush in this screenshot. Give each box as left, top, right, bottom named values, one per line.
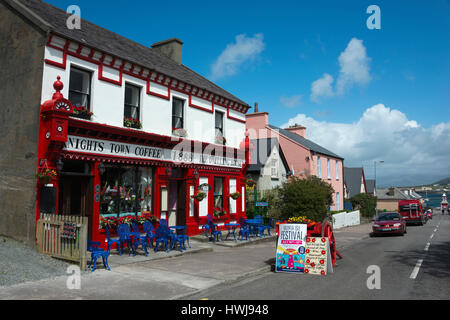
left=269, top=176, right=334, bottom=222
left=349, top=193, right=377, bottom=218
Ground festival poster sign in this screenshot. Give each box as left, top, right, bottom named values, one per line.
left=304, top=237, right=333, bottom=276
left=275, top=224, right=307, bottom=273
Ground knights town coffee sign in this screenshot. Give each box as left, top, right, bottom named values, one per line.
left=63, top=135, right=244, bottom=169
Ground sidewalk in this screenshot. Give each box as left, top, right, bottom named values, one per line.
left=0, top=224, right=371, bottom=300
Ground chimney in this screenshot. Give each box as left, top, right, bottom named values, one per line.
left=254, top=102, right=259, bottom=113
left=388, top=187, right=395, bottom=196
left=151, top=38, right=183, bottom=64
left=285, top=123, right=307, bottom=138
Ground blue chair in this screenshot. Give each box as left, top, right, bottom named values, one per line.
left=105, top=226, right=121, bottom=254
left=117, top=223, right=133, bottom=256
left=208, top=222, right=223, bottom=244
left=154, top=219, right=172, bottom=253
left=87, top=240, right=110, bottom=272
left=238, top=217, right=250, bottom=241
left=201, top=224, right=210, bottom=237
left=143, top=221, right=156, bottom=248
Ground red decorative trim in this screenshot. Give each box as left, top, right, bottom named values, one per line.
left=98, top=63, right=122, bottom=86
left=44, top=33, right=249, bottom=113
left=188, top=95, right=214, bottom=114
left=147, top=80, right=171, bottom=100
left=227, top=108, right=246, bottom=123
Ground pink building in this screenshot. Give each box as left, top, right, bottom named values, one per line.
left=246, top=110, right=344, bottom=211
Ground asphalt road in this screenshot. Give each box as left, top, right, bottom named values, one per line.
left=187, top=211, right=450, bottom=300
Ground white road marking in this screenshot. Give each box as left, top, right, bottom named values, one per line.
left=410, top=259, right=424, bottom=279
left=424, top=243, right=430, bottom=251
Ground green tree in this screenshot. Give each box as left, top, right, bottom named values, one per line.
left=268, top=176, right=334, bottom=222
left=349, top=193, right=377, bottom=218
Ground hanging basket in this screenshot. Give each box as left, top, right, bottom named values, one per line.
left=246, top=179, right=256, bottom=188
left=192, top=192, right=207, bottom=202
left=38, top=175, right=53, bottom=185
left=230, top=192, right=242, bottom=200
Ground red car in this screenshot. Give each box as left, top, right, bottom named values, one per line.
left=371, top=212, right=407, bottom=236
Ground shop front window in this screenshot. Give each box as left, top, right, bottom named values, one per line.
left=100, top=165, right=153, bottom=224
left=214, top=177, right=224, bottom=209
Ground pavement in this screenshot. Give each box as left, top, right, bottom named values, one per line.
left=0, top=222, right=372, bottom=300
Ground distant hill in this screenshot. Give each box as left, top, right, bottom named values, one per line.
left=432, top=177, right=450, bottom=185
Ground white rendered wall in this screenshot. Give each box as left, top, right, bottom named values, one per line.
left=41, top=50, right=246, bottom=148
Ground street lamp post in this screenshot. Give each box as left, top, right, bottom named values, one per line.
left=374, top=160, right=384, bottom=217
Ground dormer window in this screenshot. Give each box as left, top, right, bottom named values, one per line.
left=69, top=67, right=91, bottom=109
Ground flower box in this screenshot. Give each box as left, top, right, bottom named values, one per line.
left=124, top=117, right=142, bottom=129
left=72, top=106, right=93, bottom=120
left=172, top=128, right=187, bottom=137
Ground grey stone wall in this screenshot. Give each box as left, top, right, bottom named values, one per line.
left=0, top=2, right=47, bottom=246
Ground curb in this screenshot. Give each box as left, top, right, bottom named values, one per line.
left=171, top=265, right=272, bottom=300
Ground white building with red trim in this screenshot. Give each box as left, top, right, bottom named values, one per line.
left=0, top=0, right=250, bottom=245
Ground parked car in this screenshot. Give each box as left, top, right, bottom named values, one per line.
left=371, top=212, right=406, bottom=236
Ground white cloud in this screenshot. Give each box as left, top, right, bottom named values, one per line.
left=310, top=38, right=371, bottom=102
left=310, top=73, right=334, bottom=102
left=281, top=104, right=450, bottom=187
left=336, top=38, right=371, bottom=95
left=280, top=95, right=302, bottom=108
left=210, top=33, right=265, bottom=80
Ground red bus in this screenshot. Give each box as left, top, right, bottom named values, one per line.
left=398, top=199, right=425, bottom=225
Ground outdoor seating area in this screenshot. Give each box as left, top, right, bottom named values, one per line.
left=202, top=214, right=273, bottom=244
left=89, top=219, right=193, bottom=271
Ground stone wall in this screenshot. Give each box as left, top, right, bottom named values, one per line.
left=0, top=1, right=47, bottom=245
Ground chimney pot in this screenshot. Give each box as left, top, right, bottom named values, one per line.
left=254, top=102, right=259, bottom=113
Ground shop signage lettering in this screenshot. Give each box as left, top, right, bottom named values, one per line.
left=63, top=136, right=244, bottom=168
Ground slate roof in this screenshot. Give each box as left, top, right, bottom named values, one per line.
left=16, top=0, right=249, bottom=108
left=247, top=138, right=290, bottom=174
left=376, top=187, right=410, bottom=200
left=268, top=125, right=343, bottom=160
left=344, top=167, right=366, bottom=198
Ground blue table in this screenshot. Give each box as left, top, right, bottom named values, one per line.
left=246, top=219, right=263, bottom=237
left=224, top=223, right=240, bottom=242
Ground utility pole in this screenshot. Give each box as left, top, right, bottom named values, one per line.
left=374, top=160, right=384, bottom=218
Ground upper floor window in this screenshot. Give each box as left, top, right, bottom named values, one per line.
left=271, top=158, right=278, bottom=178
left=124, top=83, right=140, bottom=120
left=327, top=159, right=331, bottom=179
left=336, top=160, right=339, bottom=180
left=215, top=111, right=224, bottom=137
left=69, top=67, right=91, bottom=109
left=172, top=97, right=184, bottom=130
left=317, top=156, right=321, bottom=178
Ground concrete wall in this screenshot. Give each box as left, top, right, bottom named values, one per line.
left=377, top=200, right=399, bottom=212
left=0, top=2, right=47, bottom=245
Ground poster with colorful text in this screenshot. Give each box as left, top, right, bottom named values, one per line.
left=275, top=223, right=307, bottom=273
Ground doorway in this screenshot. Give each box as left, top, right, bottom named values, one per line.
left=163, top=168, right=187, bottom=226
left=58, top=174, right=94, bottom=237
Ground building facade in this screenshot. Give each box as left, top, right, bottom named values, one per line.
left=245, top=111, right=344, bottom=211
left=0, top=0, right=250, bottom=245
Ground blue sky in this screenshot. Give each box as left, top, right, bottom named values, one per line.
left=46, top=0, right=450, bottom=187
